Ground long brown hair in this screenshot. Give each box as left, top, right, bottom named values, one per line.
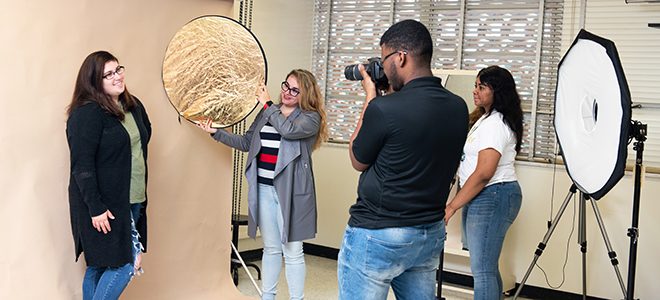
left=278, top=69, right=328, bottom=151
left=67, top=51, right=136, bottom=120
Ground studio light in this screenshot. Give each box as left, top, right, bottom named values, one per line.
left=514, top=30, right=642, bottom=300
left=554, top=29, right=632, bottom=200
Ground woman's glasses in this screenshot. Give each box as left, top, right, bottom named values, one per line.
left=281, top=81, right=300, bottom=97
left=103, top=66, right=125, bottom=80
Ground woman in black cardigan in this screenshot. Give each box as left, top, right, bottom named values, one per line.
left=66, top=51, right=151, bottom=300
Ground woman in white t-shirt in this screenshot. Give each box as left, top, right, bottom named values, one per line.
left=444, top=66, right=524, bottom=300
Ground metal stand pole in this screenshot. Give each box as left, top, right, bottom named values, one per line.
left=578, top=191, right=587, bottom=300
left=231, top=241, right=262, bottom=297
left=437, top=249, right=445, bottom=300
left=589, top=197, right=627, bottom=296
left=626, top=121, right=646, bottom=300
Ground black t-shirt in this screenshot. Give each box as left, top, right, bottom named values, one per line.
left=349, top=76, right=469, bottom=229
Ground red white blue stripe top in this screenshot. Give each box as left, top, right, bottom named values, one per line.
left=257, top=121, right=281, bottom=185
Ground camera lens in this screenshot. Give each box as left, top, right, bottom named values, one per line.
left=344, top=64, right=364, bottom=81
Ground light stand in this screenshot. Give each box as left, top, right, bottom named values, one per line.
left=626, top=120, right=647, bottom=300
left=513, top=29, right=639, bottom=299
left=514, top=121, right=647, bottom=300
left=512, top=183, right=628, bottom=300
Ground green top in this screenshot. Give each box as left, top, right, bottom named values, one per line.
left=120, top=106, right=146, bottom=204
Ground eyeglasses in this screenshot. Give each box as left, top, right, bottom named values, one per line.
left=380, top=50, right=407, bottom=64
left=103, top=66, right=125, bottom=80
left=281, top=81, right=300, bottom=97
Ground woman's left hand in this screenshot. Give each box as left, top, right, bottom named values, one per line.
left=256, top=82, right=270, bottom=107
left=444, top=206, right=457, bottom=226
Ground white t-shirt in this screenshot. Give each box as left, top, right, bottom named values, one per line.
left=458, top=110, right=517, bottom=188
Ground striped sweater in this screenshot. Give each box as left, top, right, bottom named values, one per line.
left=257, top=121, right=281, bottom=185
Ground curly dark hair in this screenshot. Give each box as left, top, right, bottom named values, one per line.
left=380, top=19, right=433, bottom=67
left=477, top=66, right=524, bottom=153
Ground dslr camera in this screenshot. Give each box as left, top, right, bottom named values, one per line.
left=344, top=57, right=389, bottom=90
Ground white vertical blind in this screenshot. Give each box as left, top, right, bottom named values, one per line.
left=580, top=0, right=660, bottom=169
left=313, top=0, right=564, bottom=163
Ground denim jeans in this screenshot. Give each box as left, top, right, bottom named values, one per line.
left=258, top=184, right=305, bottom=300
left=462, top=181, right=522, bottom=300
left=337, top=221, right=446, bottom=300
left=82, top=203, right=142, bottom=300
left=458, top=185, right=469, bottom=251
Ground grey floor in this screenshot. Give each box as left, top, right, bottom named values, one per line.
left=235, top=255, right=535, bottom=300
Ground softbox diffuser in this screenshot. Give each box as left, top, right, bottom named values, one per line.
left=554, top=29, right=632, bottom=200
left=162, top=15, right=267, bottom=128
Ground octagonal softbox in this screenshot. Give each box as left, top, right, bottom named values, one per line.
left=554, top=29, right=632, bottom=200
left=162, top=15, right=267, bottom=128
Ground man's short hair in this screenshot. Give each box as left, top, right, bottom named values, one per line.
left=380, top=20, right=433, bottom=66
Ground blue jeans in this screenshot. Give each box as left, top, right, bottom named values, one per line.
left=458, top=185, right=469, bottom=251
left=83, top=203, right=143, bottom=300
left=337, top=221, right=446, bottom=300
left=462, top=181, right=522, bottom=300
left=258, top=184, right=305, bottom=300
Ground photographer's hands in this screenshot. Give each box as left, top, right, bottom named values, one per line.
left=358, top=64, right=378, bottom=103
left=348, top=64, right=377, bottom=172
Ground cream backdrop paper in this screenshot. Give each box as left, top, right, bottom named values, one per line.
left=0, top=1, right=254, bottom=299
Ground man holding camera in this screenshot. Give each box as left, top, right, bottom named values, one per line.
left=337, top=19, right=469, bottom=299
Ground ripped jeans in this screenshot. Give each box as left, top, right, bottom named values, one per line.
left=82, top=203, right=143, bottom=300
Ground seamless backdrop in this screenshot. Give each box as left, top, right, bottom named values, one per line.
left=0, top=1, right=257, bottom=299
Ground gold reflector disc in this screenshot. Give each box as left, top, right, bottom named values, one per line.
left=163, top=16, right=267, bottom=128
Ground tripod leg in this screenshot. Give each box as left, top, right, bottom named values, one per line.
left=579, top=192, right=587, bottom=300
left=589, top=197, right=627, bottom=298
left=231, top=241, right=262, bottom=297
left=513, top=185, right=577, bottom=300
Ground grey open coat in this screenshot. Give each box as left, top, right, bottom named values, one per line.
left=212, top=104, right=320, bottom=244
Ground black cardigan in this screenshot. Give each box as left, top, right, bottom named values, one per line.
left=66, top=98, right=151, bottom=267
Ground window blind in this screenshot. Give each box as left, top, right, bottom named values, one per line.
left=581, top=0, right=660, bottom=169
left=313, top=0, right=564, bottom=163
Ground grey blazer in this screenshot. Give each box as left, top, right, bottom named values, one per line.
left=213, top=104, right=320, bottom=243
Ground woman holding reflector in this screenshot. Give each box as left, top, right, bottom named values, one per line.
left=197, top=69, right=327, bottom=300
left=444, top=65, right=523, bottom=300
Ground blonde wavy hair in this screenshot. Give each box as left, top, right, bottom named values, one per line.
left=277, top=69, right=328, bottom=151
